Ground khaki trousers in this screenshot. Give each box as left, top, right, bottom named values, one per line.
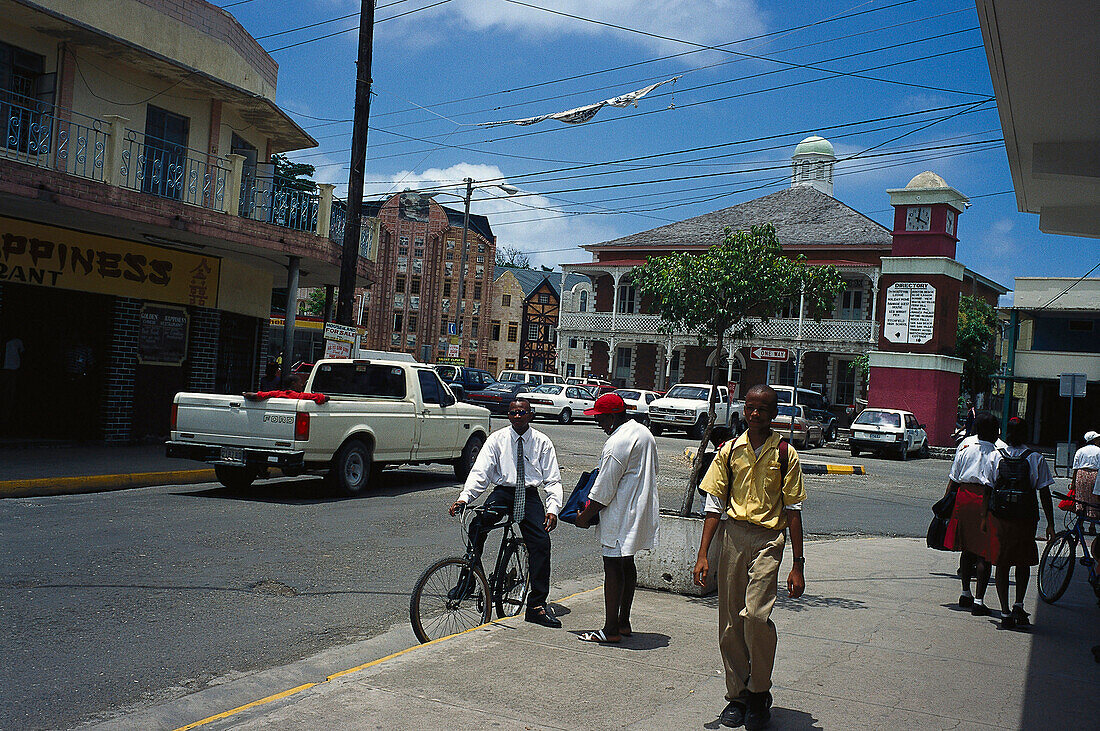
left=717, top=519, right=786, bottom=698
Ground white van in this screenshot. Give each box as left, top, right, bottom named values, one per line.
left=498, top=370, right=565, bottom=386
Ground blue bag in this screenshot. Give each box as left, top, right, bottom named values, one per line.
left=559, top=469, right=599, bottom=526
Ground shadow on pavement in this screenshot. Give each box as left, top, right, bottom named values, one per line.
left=173, top=470, right=455, bottom=504
left=703, top=707, right=821, bottom=730
left=687, top=592, right=867, bottom=613
left=16, top=581, right=413, bottom=599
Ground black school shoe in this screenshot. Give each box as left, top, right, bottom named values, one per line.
left=971, top=602, right=991, bottom=617
left=524, top=606, right=562, bottom=628
left=958, top=594, right=974, bottom=608
left=719, top=696, right=748, bottom=727
left=745, top=691, right=772, bottom=730
left=1011, top=606, right=1031, bottom=627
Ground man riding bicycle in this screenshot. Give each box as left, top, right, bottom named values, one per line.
left=449, top=398, right=564, bottom=628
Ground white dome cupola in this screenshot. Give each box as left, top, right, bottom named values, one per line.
left=791, top=135, right=836, bottom=196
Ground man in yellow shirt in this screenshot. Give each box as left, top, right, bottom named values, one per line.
left=693, top=384, right=806, bottom=730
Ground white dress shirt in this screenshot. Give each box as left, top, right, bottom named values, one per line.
left=459, top=425, right=564, bottom=515
left=948, top=435, right=1007, bottom=486
left=588, top=419, right=660, bottom=557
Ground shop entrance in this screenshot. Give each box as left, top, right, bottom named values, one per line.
left=0, top=283, right=112, bottom=441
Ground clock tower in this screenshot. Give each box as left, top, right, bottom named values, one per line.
left=866, top=171, right=968, bottom=447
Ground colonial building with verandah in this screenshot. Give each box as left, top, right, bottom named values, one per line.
left=557, top=137, right=1005, bottom=421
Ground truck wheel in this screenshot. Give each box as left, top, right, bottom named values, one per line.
left=215, top=464, right=255, bottom=490
left=454, top=433, right=485, bottom=481
left=558, top=407, right=573, bottom=424
left=688, top=415, right=707, bottom=441
left=332, top=439, right=373, bottom=496
left=649, top=423, right=664, bottom=436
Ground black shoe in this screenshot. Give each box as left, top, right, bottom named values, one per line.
left=744, top=691, right=772, bottom=731
left=719, top=699, right=747, bottom=728
left=447, top=571, right=474, bottom=601
left=525, top=606, right=562, bottom=628
left=1011, top=606, right=1030, bottom=627
left=1000, top=612, right=1016, bottom=630
left=971, top=603, right=990, bottom=617
left=958, top=594, right=973, bottom=608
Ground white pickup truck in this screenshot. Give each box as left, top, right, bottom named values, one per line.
left=648, top=383, right=744, bottom=442
left=166, top=359, right=491, bottom=495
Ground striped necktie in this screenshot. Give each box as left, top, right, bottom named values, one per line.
left=514, top=435, right=526, bottom=524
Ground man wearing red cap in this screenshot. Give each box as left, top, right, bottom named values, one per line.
left=576, top=393, right=660, bottom=643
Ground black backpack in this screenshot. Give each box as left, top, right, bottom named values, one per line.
left=990, top=448, right=1036, bottom=520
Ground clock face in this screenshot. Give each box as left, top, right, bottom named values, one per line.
left=905, top=206, right=932, bottom=231
left=946, top=209, right=956, bottom=236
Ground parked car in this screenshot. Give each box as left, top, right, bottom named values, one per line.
left=466, top=381, right=531, bottom=416
left=518, top=384, right=596, bottom=424
left=567, top=376, right=612, bottom=389
left=613, top=388, right=661, bottom=425
left=849, top=408, right=928, bottom=460
left=648, top=383, right=744, bottom=441
left=772, top=386, right=838, bottom=442
left=432, top=364, right=496, bottom=401
left=772, top=405, right=825, bottom=449
left=167, top=359, right=491, bottom=494
left=498, top=369, right=565, bottom=386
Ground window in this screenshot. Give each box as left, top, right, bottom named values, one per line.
left=399, top=236, right=409, bottom=249
left=445, top=262, right=453, bottom=276
left=527, top=324, right=539, bottom=341
left=569, top=338, right=578, bottom=348
left=839, top=283, right=863, bottom=320
left=397, top=256, right=407, bottom=273
left=394, top=293, right=405, bottom=308
left=507, top=323, right=518, bottom=342
left=395, top=275, right=405, bottom=292
left=406, top=334, right=416, bottom=348
left=505, top=358, right=517, bottom=370
left=476, top=255, right=485, bottom=263
left=409, top=295, right=419, bottom=310
left=566, top=363, right=576, bottom=377
left=477, top=241, right=485, bottom=253
left=475, top=265, right=484, bottom=279
left=443, top=281, right=451, bottom=297
left=488, top=357, right=498, bottom=374
left=392, top=312, right=403, bottom=331
left=615, top=346, right=632, bottom=380
left=414, top=237, right=424, bottom=247
left=473, top=284, right=482, bottom=299
left=398, top=244, right=409, bottom=256
left=778, top=298, right=799, bottom=318
left=471, top=319, right=479, bottom=338
left=579, top=291, right=588, bottom=312
left=414, top=247, right=424, bottom=259
left=143, top=105, right=191, bottom=199
left=311, top=363, right=406, bottom=399
left=412, top=259, right=422, bottom=274
left=616, top=282, right=636, bottom=314
left=835, top=359, right=857, bottom=406
left=407, top=313, right=418, bottom=331
left=440, top=322, right=449, bottom=336
left=538, top=293, right=550, bottom=304
left=502, top=294, right=511, bottom=307
left=446, top=237, right=456, bottom=250
left=445, top=251, right=454, bottom=260
left=1068, top=320, right=1095, bottom=332
left=491, top=320, right=501, bottom=341
left=442, top=298, right=450, bottom=312
left=410, top=277, right=420, bottom=295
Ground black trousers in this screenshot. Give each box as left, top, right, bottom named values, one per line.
left=467, top=485, right=552, bottom=609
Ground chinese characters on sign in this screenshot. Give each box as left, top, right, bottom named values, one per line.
left=884, top=282, right=936, bottom=345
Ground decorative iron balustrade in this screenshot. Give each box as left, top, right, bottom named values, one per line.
left=239, top=172, right=319, bottom=232
left=330, top=198, right=348, bottom=244
left=558, top=312, right=876, bottom=343
left=1, top=93, right=107, bottom=181
left=119, top=129, right=228, bottom=210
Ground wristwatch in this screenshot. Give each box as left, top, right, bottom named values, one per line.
left=792, top=556, right=805, bottom=566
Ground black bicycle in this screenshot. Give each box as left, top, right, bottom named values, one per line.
left=410, top=504, right=530, bottom=643
left=1038, top=491, right=1100, bottom=604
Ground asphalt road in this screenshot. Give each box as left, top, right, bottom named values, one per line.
left=0, top=419, right=982, bottom=730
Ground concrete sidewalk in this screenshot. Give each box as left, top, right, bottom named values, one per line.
left=0, top=443, right=211, bottom=497
left=105, top=537, right=1100, bottom=731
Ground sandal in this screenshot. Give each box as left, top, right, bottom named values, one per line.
left=578, top=629, right=621, bottom=644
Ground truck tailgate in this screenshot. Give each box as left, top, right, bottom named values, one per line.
left=173, top=393, right=300, bottom=448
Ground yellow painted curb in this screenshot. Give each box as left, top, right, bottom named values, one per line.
left=171, top=585, right=603, bottom=731
left=0, top=469, right=216, bottom=498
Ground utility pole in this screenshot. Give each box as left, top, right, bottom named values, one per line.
left=452, top=178, right=474, bottom=348
left=335, top=0, right=376, bottom=325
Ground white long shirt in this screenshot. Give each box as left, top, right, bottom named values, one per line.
left=948, top=435, right=1007, bottom=486
left=588, top=419, right=660, bottom=556
left=459, top=425, right=564, bottom=515
left=1072, top=444, right=1100, bottom=471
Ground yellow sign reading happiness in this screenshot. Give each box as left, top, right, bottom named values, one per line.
left=0, top=216, right=220, bottom=308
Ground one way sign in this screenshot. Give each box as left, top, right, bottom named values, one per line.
left=750, top=347, right=790, bottom=362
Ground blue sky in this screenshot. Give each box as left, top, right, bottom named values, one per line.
left=225, top=0, right=1094, bottom=294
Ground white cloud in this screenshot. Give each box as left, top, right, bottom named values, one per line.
left=384, top=0, right=768, bottom=59
left=359, top=162, right=620, bottom=269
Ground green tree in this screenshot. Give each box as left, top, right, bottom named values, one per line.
left=302, top=287, right=332, bottom=318
left=495, top=245, right=531, bottom=269
left=632, top=224, right=844, bottom=515
left=955, top=294, right=999, bottom=401
left=272, top=154, right=317, bottom=192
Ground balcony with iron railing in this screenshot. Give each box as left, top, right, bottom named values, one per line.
left=1, top=93, right=346, bottom=244
left=558, top=311, right=878, bottom=344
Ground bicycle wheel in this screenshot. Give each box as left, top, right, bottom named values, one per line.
left=494, top=541, right=530, bottom=618
left=1038, top=531, right=1077, bottom=604
left=410, top=557, right=491, bottom=644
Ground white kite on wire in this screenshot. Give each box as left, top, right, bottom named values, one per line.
left=478, top=76, right=681, bottom=127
